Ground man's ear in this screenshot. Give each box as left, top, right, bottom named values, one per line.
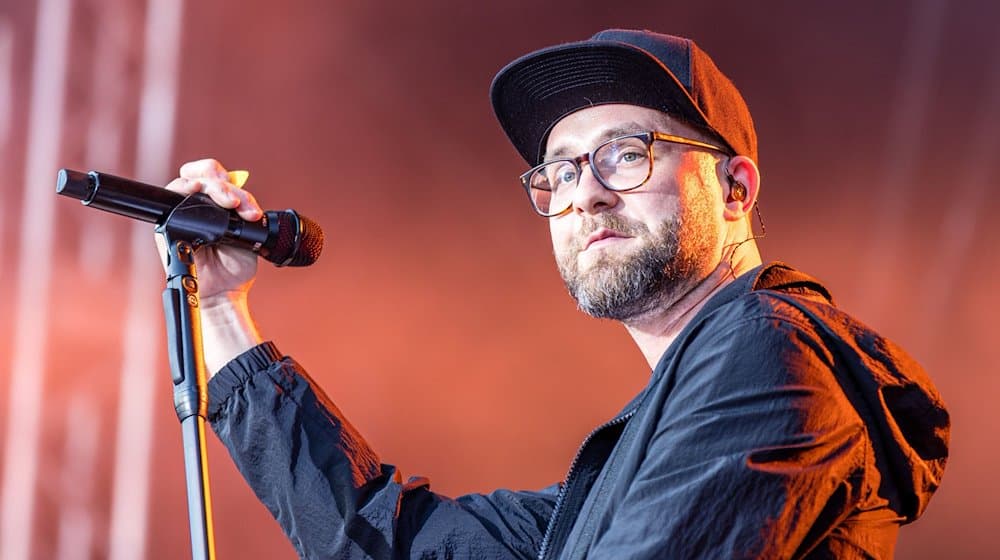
left=722, top=155, right=760, bottom=222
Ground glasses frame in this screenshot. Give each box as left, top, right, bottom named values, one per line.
left=519, top=131, right=731, bottom=217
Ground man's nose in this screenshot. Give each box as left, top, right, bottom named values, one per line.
left=571, top=164, right=619, bottom=215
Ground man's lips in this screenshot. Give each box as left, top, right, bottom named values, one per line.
left=584, top=227, right=630, bottom=250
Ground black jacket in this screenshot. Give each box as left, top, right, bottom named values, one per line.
left=208, top=263, right=949, bottom=559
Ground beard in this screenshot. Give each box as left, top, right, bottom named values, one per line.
left=555, top=195, right=719, bottom=322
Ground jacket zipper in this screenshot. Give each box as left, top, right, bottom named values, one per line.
left=536, top=409, right=637, bottom=560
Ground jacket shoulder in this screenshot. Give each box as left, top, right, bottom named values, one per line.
left=728, top=286, right=950, bottom=522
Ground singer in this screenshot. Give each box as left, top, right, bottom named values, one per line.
left=165, top=30, right=950, bottom=559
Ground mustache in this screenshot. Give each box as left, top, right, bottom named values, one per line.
left=578, top=214, right=649, bottom=239
left=568, top=214, right=650, bottom=253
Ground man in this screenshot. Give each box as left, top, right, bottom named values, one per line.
left=166, top=29, right=949, bottom=558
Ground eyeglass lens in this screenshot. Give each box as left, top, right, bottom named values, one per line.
left=526, top=135, right=653, bottom=215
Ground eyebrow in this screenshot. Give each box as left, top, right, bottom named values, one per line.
left=545, top=122, right=648, bottom=161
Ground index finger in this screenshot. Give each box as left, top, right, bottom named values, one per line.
left=179, top=158, right=229, bottom=181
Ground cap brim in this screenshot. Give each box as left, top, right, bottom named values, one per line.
left=491, top=40, right=710, bottom=165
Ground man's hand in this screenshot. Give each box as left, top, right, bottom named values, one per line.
left=159, top=158, right=262, bottom=301
left=158, top=158, right=265, bottom=376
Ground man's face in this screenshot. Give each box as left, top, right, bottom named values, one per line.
left=545, top=104, right=726, bottom=321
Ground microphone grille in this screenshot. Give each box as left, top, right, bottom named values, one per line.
left=268, top=210, right=324, bottom=267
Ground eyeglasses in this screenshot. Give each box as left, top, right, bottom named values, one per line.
left=520, top=131, right=729, bottom=217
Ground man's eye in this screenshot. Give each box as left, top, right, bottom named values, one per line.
left=550, top=166, right=576, bottom=185
left=619, top=150, right=645, bottom=164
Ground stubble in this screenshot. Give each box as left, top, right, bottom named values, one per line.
left=555, top=188, right=719, bottom=322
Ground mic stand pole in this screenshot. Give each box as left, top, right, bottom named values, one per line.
left=158, top=194, right=233, bottom=560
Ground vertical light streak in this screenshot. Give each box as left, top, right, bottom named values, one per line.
left=861, top=0, right=947, bottom=321
left=917, top=47, right=1000, bottom=347
left=0, top=0, right=74, bottom=558
left=79, top=0, right=137, bottom=278
left=54, top=394, right=100, bottom=560
left=0, top=18, right=12, bottom=148
left=0, top=18, right=14, bottom=285
left=107, top=0, right=185, bottom=558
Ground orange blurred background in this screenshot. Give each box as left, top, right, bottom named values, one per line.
left=0, top=0, right=996, bottom=558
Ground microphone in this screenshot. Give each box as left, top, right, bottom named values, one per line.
left=56, top=168, right=323, bottom=266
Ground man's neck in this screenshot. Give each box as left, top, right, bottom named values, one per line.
left=624, top=244, right=762, bottom=369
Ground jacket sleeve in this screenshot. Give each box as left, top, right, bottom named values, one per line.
left=586, top=309, right=895, bottom=559
left=207, top=342, right=555, bottom=560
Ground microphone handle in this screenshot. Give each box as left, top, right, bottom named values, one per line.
left=57, top=168, right=183, bottom=223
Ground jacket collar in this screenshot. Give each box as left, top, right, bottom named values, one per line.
left=696, top=261, right=833, bottom=320
left=645, top=262, right=832, bottom=379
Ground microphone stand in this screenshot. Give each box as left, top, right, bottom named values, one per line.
left=158, top=193, right=234, bottom=560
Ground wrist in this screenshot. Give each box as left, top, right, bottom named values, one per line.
left=198, top=290, right=263, bottom=377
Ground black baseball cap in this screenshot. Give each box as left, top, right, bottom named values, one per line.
left=490, top=29, right=757, bottom=166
